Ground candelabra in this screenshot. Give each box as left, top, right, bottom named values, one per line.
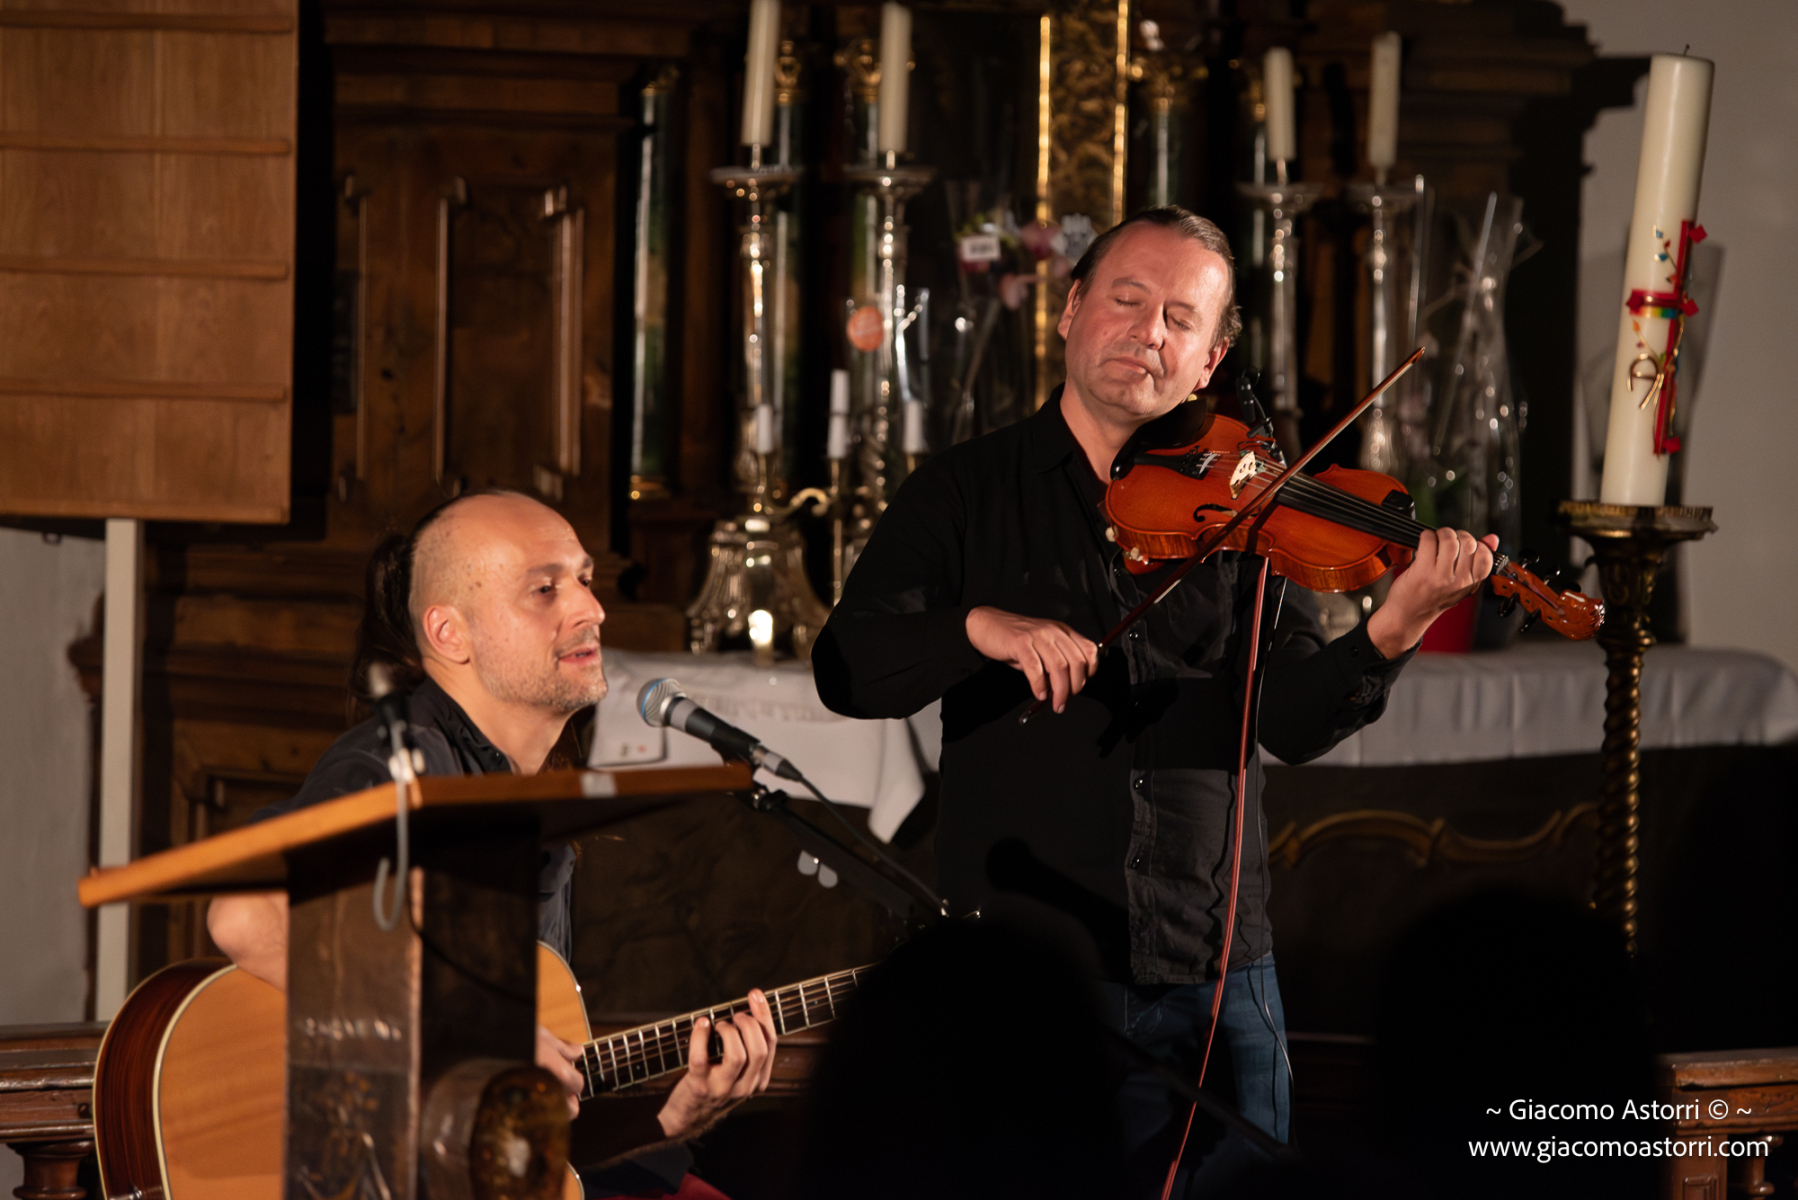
left=1346, top=176, right=1424, bottom=475
left=840, top=151, right=934, bottom=573
left=687, top=146, right=830, bottom=661
left=1559, top=500, right=1717, bottom=954
left=1237, top=176, right=1324, bottom=459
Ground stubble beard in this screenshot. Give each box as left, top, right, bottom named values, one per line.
left=473, top=632, right=608, bottom=715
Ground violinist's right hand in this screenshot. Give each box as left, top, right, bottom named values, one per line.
left=966, top=607, right=1100, bottom=714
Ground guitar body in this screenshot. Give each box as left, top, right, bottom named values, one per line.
left=95, top=946, right=586, bottom=1200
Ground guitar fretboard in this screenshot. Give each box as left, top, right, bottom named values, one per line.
left=579, top=966, right=866, bottom=1098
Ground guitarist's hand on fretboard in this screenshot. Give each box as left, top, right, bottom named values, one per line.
left=652, top=988, right=779, bottom=1141
left=537, top=1024, right=587, bottom=1117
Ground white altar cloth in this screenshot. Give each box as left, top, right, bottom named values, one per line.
left=592, top=642, right=1798, bottom=838
left=1296, top=641, right=1798, bottom=768
left=589, top=649, right=931, bottom=841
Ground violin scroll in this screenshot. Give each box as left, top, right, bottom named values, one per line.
left=1488, top=561, right=1603, bottom=641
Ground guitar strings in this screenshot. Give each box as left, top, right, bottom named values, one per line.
left=583, top=970, right=862, bottom=1089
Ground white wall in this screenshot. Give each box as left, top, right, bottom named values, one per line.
left=0, top=527, right=102, bottom=1195
left=1565, top=0, right=1798, bottom=672
left=0, top=527, right=104, bottom=1019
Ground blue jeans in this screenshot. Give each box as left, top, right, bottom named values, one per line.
left=1097, top=954, right=1291, bottom=1199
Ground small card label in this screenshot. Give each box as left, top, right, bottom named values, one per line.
left=958, top=233, right=1002, bottom=264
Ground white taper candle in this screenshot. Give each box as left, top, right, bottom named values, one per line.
left=878, top=3, right=912, bottom=155
left=1598, top=53, right=1713, bottom=506
left=1367, top=33, right=1401, bottom=174
left=902, top=400, right=926, bottom=455
left=827, top=369, right=850, bottom=460
left=1263, top=48, right=1295, bottom=165
left=754, top=403, right=776, bottom=455
left=740, top=0, right=781, bottom=147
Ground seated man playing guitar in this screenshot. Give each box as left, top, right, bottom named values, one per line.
left=208, top=490, right=778, bottom=1193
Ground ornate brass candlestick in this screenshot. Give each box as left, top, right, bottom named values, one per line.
left=688, top=148, right=830, bottom=660
left=1559, top=500, right=1716, bottom=953
left=841, top=151, right=934, bottom=565
left=1237, top=177, right=1324, bottom=459
left=1346, top=178, right=1423, bottom=475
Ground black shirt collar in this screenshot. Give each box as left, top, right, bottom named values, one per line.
left=409, top=675, right=513, bottom=775
left=1025, top=385, right=1084, bottom=474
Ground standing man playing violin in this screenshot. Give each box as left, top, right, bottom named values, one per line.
left=813, top=206, right=1496, bottom=1196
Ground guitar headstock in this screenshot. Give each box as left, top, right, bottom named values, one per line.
left=1490, top=560, right=1604, bottom=641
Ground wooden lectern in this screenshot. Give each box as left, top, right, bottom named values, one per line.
left=79, top=763, right=750, bottom=1200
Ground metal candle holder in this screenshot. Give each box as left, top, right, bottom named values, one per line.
left=841, top=151, right=934, bottom=571
left=1237, top=177, right=1324, bottom=459
left=688, top=146, right=830, bottom=660
left=1346, top=178, right=1423, bottom=474
left=1559, top=500, right=1717, bottom=954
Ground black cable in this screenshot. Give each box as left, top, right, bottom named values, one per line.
left=792, top=770, right=945, bottom=916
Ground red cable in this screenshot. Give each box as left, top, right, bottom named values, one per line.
left=1157, top=559, right=1271, bottom=1200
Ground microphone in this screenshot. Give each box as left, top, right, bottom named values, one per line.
left=637, top=678, right=802, bottom=781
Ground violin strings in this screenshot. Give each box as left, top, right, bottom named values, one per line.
left=1145, top=449, right=1554, bottom=587
left=1226, top=453, right=1527, bottom=578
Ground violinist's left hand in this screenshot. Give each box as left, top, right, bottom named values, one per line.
left=1366, top=527, right=1499, bottom=658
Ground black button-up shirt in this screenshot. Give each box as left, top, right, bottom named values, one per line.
left=813, top=390, right=1413, bottom=984
left=257, top=676, right=578, bottom=960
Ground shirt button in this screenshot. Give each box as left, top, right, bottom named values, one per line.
left=1129, top=628, right=1143, bottom=641
left=1133, top=776, right=1146, bottom=792
left=1131, top=856, right=1143, bottom=869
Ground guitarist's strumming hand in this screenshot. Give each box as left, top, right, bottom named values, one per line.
left=654, top=989, right=779, bottom=1140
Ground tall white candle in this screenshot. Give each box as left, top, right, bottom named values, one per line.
left=1367, top=33, right=1401, bottom=175
left=1598, top=54, right=1713, bottom=506
left=754, top=402, right=776, bottom=455
left=878, top=3, right=912, bottom=155
left=827, top=368, right=850, bottom=460
left=902, top=400, right=926, bottom=455
left=740, top=0, right=781, bottom=148
left=1263, top=48, right=1295, bottom=165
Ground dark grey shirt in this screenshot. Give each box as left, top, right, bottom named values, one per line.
left=814, top=390, right=1414, bottom=984
left=257, top=676, right=578, bottom=960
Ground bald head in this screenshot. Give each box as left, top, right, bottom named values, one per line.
left=408, top=491, right=608, bottom=720
left=409, top=492, right=553, bottom=629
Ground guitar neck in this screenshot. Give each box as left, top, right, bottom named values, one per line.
left=579, top=966, right=866, bottom=1097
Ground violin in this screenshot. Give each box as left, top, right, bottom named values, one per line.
left=1101, top=399, right=1604, bottom=641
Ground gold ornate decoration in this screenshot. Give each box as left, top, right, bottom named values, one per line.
left=775, top=40, right=804, bottom=106
left=1268, top=803, right=1599, bottom=870
left=1034, top=0, right=1130, bottom=406
left=1048, top=0, right=1122, bottom=226
left=835, top=37, right=880, bottom=103
left=1559, top=500, right=1716, bottom=954
left=642, top=64, right=680, bottom=96
left=1129, top=52, right=1189, bottom=116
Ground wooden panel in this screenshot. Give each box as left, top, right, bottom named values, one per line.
left=445, top=180, right=560, bottom=495
left=0, top=394, right=288, bottom=519
left=0, top=5, right=298, bottom=521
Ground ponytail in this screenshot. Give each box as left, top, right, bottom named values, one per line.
left=349, top=531, right=426, bottom=718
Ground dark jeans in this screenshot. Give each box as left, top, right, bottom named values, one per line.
left=1098, top=954, right=1291, bottom=1199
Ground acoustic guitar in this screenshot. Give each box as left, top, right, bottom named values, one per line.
left=93, top=944, right=864, bottom=1200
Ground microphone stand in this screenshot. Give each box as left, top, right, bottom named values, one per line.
left=737, top=784, right=942, bottom=925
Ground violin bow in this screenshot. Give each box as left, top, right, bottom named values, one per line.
left=1018, top=346, right=1426, bottom=725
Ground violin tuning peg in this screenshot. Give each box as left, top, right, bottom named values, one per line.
left=1498, top=596, right=1518, bottom=619
left=1518, top=611, right=1539, bottom=633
